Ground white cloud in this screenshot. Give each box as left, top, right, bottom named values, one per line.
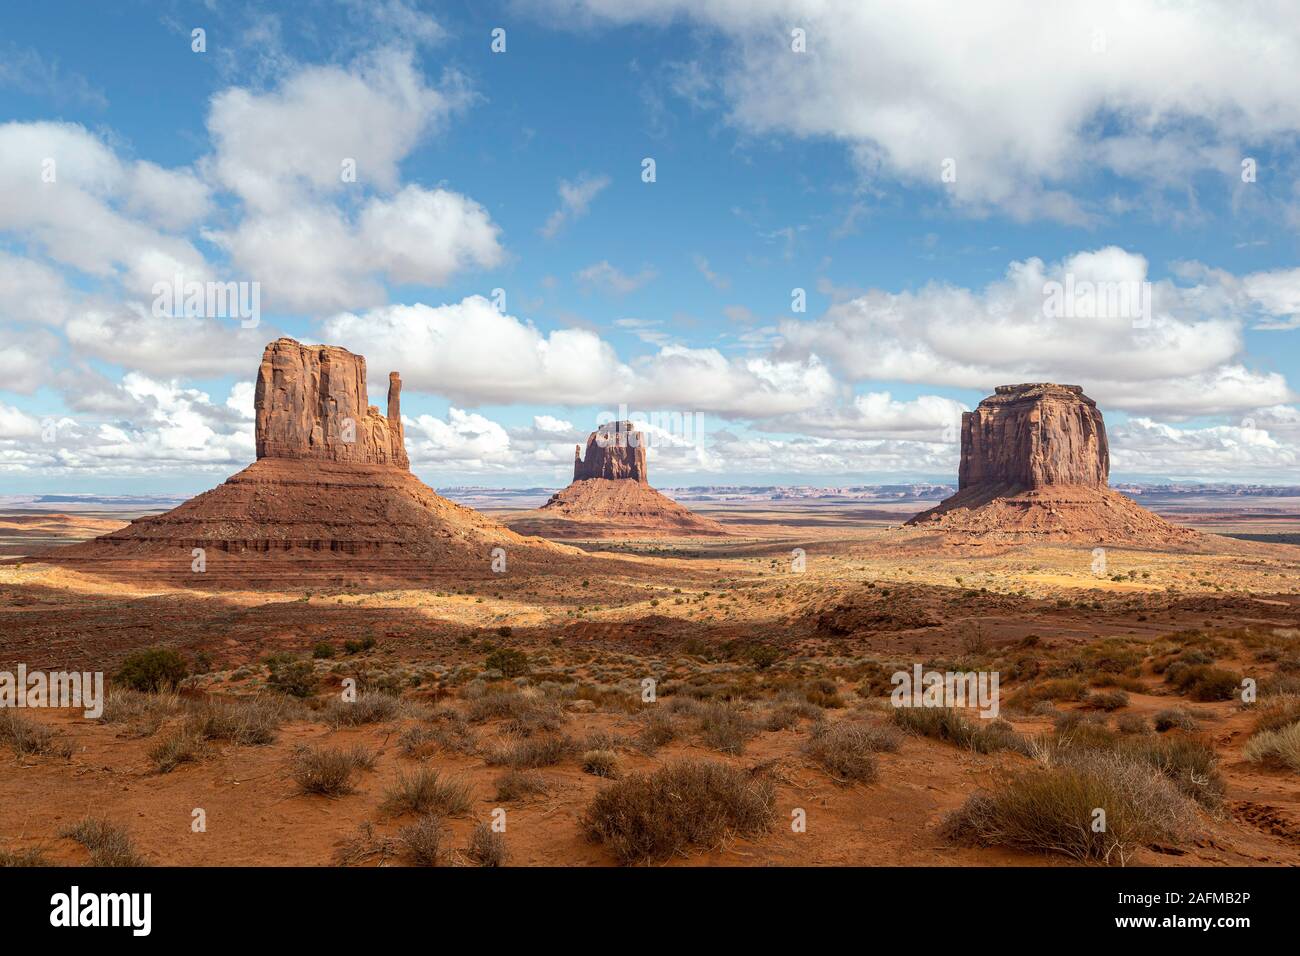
left=541, top=173, right=610, bottom=238
left=777, top=247, right=1294, bottom=417
left=759, top=392, right=967, bottom=441
left=576, top=260, right=657, bottom=295
left=536, top=0, right=1300, bottom=223
left=1111, top=417, right=1299, bottom=479
left=202, top=50, right=501, bottom=312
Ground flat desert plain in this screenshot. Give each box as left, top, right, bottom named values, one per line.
left=1, top=495, right=1298, bottom=867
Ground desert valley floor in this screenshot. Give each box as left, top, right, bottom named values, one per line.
left=2, top=495, right=1299, bottom=867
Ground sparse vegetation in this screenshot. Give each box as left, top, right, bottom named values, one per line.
left=115, top=647, right=188, bottom=692
left=398, top=815, right=447, bottom=866
left=891, top=707, right=1028, bottom=754
left=803, top=720, right=900, bottom=783
left=942, top=752, right=1197, bottom=864
left=467, top=822, right=507, bottom=866
left=381, top=767, right=473, bottom=817
left=59, top=817, right=147, bottom=867
left=292, top=745, right=374, bottom=796
left=582, top=759, right=776, bottom=865
left=1244, top=722, right=1300, bottom=771
left=581, top=749, right=621, bottom=778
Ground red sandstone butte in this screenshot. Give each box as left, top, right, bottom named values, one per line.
left=255, top=338, right=408, bottom=468
left=509, top=421, right=725, bottom=538
left=908, top=383, right=1197, bottom=544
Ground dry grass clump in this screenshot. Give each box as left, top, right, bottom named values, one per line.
left=1115, top=713, right=1152, bottom=735
left=467, top=689, right=565, bottom=731
left=802, top=720, right=901, bottom=783
left=186, top=694, right=297, bottom=745
left=486, top=733, right=577, bottom=769
left=1153, top=707, right=1198, bottom=733
left=292, top=745, right=375, bottom=796
left=890, top=707, right=1028, bottom=754
left=582, top=759, right=776, bottom=865
left=1119, top=734, right=1224, bottom=810
left=467, top=822, right=507, bottom=866
left=1243, top=722, right=1300, bottom=771
left=494, top=768, right=550, bottom=802
left=695, top=700, right=756, bottom=755
left=398, top=712, right=478, bottom=758
left=148, top=727, right=208, bottom=773
left=941, top=751, right=1197, bottom=865
left=398, top=815, right=447, bottom=866
left=381, top=767, right=473, bottom=817
left=637, top=709, right=680, bottom=752
left=1082, top=690, right=1129, bottom=712
left=323, top=692, right=403, bottom=728
left=100, top=687, right=182, bottom=737
left=764, top=696, right=823, bottom=731
left=1250, top=696, right=1300, bottom=735
left=581, top=749, right=621, bottom=778
left=59, top=817, right=147, bottom=867
left=0, top=710, right=71, bottom=758
left=1165, top=664, right=1240, bottom=702
left=0, top=847, right=48, bottom=867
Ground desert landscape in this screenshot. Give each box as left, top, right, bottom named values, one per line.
left=2, top=341, right=1297, bottom=871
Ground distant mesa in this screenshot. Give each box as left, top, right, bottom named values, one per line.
left=907, top=383, right=1199, bottom=544
left=46, top=338, right=578, bottom=585
left=507, top=420, right=727, bottom=538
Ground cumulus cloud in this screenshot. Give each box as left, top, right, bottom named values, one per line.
left=204, top=48, right=503, bottom=312
left=321, top=296, right=839, bottom=417
left=1111, top=417, right=1299, bottom=479
left=776, top=247, right=1294, bottom=417
left=533, top=0, right=1300, bottom=222
left=0, top=376, right=254, bottom=476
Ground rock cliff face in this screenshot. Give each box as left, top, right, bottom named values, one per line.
left=907, top=383, right=1196, bottom=544
left=48, top=339, right=590, bottom=585
left=573, top=421, right=648, bottom=483
left=959, top=383, right=1108, bottom=491
left=255, top=338, right=408, bottom=469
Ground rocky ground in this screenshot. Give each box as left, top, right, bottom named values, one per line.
left=1, top=501, right=1298, bottom=867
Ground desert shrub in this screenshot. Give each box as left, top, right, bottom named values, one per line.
left=487, top=734, right=576, bottom=769
left=1250, top=696, right=1300, bottom=735
left=637, top=710, right=679, bottom=752
left=941, top=752, right=1196, bottom=865
left=292, top=745, right=373, bottom=796
left=1166, top=665, right=1239, bottom=702
left=582, top=759, right=776, bottom=865
left=266, top=658, right=317, bottom=698
left=1243, top=723, right=1300, bottom=771
left=581, top=749, right=621, bottom=778
left=1083, top=690, right=1130, bottom=712
left=343, top=636, right=377, bottom=654
left=494, top=768, right=550, bottom=802
left=891, top=707, right=1028, bottom=754
left=312, top=642, right=336, bottom=660
left=467, top=690, right=564, bottom=730
left=398, top=815, right=447, bottom=866
left=1153, top=708, right=1197, bottom=733
left=100, top=687, right=182, bottom=737
left=381, top=767, right=472, bottom=817
left=484, top=648, right=530, bottom=678
left=803, top=721, right=900, bottom=783
left=148, top=728, right=207, bottom=773
left=0, top=710, right=69, bottom=758
left=59, top=817, right=146, bottom=867
left=323, top=692, right=402, bottom=728
left=1115, top=713, right=1152, bottom=735
left=696, top=701, right=756, bottom=755
left=467, top=822, right=507, bottom=866
left=803, top=678, right=845, bottom=709
left=1006, top=678, right=1089, bottom=711
left=0, top=847, right=48, bottom=867
left=186, top=695, right=296, bottom=745
left=1118, top=734, right=1225, bottom=810
left=115, top=647, right=188, bottom=692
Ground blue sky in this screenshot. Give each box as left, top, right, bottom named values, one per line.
left=1, top=0, right=1298, bottom=494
